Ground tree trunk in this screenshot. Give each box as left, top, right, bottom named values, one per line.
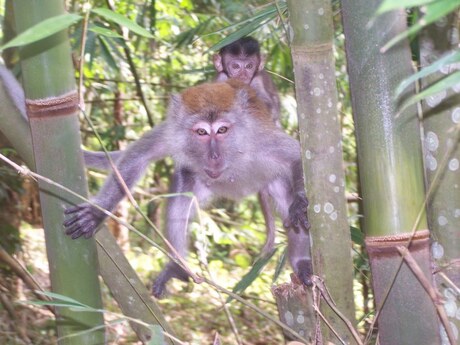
left=341, top=1, right=441, bottom=344
left=285, top=0, right=357, bottom=343
left=12, top=1, right=105, bottom=343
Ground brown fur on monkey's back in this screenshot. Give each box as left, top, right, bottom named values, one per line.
left=181, top=79, right=272, bottom=123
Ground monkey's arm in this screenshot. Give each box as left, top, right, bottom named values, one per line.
left=83, top=150, right=123, bottom=170
left=64, top=124, right=171, bottom=239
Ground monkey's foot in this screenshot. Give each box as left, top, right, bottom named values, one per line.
left=285, top=194, right=310, bottom=233
left=151, top=262, right=190, bottom=299
left=296, top=259, right=313, bottom=287
left=63, top=203, right=105, bottom=239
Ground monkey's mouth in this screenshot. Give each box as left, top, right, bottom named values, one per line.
left=204, top=169, right=223, bottom=179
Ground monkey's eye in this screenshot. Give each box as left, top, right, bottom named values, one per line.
left=246, top=63, right=253, bottom=69
left=196, top=128, right=208, bottom=136
left=217, top=126, right=228, bottom=134
left=232, top=63, right=240, bottom=70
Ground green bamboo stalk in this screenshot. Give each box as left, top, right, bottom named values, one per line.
left=341, top=1, right=440, bottom=344
left=286, top=0, right=356, bottom=343
left=420, top=15, right=460, bottom=342
left=12, top=1, right=104, bottom=343
left=0, top=66, right=178, bottom=344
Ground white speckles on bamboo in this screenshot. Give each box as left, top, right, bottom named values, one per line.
left=448, top=158, right=459, bottom=171
left=426, top=90, right=447, bottom=107
left=296, top=311, right=305, bottom=324
left=438, top=215, right=448, bottom=226
left=444, top=299, right=457, bottom=318
left=451, top=27, right=459, bottom=45
left=329, top=146, right=335, bottom=154
left=313, top=204, right=321, bottom=213
left=329, top=174, right=337, bottom=183
left=304, top=24, right=310, bottom=31
left=452, top=108, right=460, bottom=123
left=425, top=153, right=438, bottom=171
left=319, top=73, right=324, bottom=80
left=432, top=241, right=444, bottom=259
left=425, top=131, right=439, bottom=151
left=313, top=87, right=321, bottom=96
left=305, top=150, right=312, bottom=160
left=330, top=211, right=338, bottom=221
left=324, top=202, right=334, bottom=214
left=454, top=209, right=460, bottom=218
left=284, top=311, right=294, bottom=326
left=316, top=108, right=321, bottom=114
left=333, top=186, right=340, bottom=193
left=318, top=8, right=324, bottom=16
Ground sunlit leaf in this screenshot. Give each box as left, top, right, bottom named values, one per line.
left=381, top=0, right=460, bottom=52
left=147, top=325, right=165, bottom=345
left=226, top=247, right=277, bottom=303
left=98, top=36, right=120, bottom=72
left=396, top=50, right=460, bottom=96
left=89, top=25, right=123, bottom=38
left=207, top=4, right=282, bottom=52
left=376, top=0, right=436, bottom=15
left=92, top=8, right=154, bottom=38
left=0, top=13, right=82, bottom=51
left=399, top=70, right=460, bottom=113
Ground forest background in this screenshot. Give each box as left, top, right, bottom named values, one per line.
left=0, top=0, right=458, bottom=344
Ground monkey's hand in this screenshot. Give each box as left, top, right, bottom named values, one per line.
left=63, top=203, right=106, bottom=239
left=284, top=193, right=310, bottom=233
left=152, top=262, right=190, bottom=299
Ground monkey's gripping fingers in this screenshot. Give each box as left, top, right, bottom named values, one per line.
left=284, top=194, right=310, bottom=233
left=296, top=259, right=313, bottom=287
left=63, top=203, right=106, bottom=239
left=152, top=262, right=190, bottom=299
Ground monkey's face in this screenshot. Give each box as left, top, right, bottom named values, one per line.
left=224, top=55, right=260, bottom=84
left=187, top=119, right=234, bottom=179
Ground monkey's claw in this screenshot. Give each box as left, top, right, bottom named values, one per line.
left=63, top=203, right=105, bottom=239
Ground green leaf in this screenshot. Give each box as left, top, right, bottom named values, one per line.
left=88, top=25, right=123, bottom=38
left=98, top=36, right=120, bottom=72
left=399, top=70, right=460, bottom=113
left=396, top=50, right=460, bottom=96
left=381, top=0, right=460, bottom=52
left=376, top=0, right=436, bottom=15
left=350, top=226, right=364, bottom=246
left=92, top=8, right=154, bottom=38
left=207, top=4, right=280, bottom=52
left=0, top=13, right=82, bottom=51
left=226, top=247, right=277, bottom=303
left=273, top=246, right=287, bottom=283
left=147, top=325, right=165, bottom=345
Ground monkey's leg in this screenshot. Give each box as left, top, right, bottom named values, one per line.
left=258, top=189, right=277, bottom=255
left=151, top=168, right=198, bottom=298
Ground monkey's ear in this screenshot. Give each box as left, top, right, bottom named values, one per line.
left=168, top=93, right=183, bottom=116
left=259, top=54, right=266, bottom=71
left=213, top=54, right=224, bottom=72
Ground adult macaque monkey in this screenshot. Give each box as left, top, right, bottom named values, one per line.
left=213, top=36, right=281, bottom=127
left=63, top=80, right=312, bottom=298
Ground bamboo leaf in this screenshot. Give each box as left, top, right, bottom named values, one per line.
left=376, top=0, right=435, bottom=14
left=226, top=247, right=277, bottom=303
left=98, top=36, right=120, bottom=72
left=399, top=70, right=460, bottom=113
left=273, top=246, right=287, bottom=283
left=92, top=8, right=154, bottom=38
left=381, top=0, right=460, bottom=52
left=207, top=4, right=280, bottom=52
left=89, top=25, right=123, bottom=38
left=0, top=13, right=82, bottom=51
left=396, top=50, right=460, bottom=96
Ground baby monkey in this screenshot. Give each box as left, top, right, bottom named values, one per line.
left=213, top=36, right=281, bottom=126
